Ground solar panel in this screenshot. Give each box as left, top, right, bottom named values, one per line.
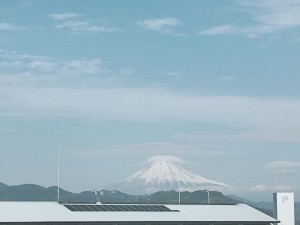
left=113, top=205, right=125, bottom=211
left=63, top=204, right=179, bottom=212
left=124, top=205, right=139, bottom=211
left=95, top=205, right=109, bottom=211
left=64, top=205, right=78, bottom=211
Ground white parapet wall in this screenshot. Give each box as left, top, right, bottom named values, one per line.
left=273, top=192, right=295, bottom=225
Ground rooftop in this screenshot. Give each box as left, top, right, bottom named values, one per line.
left=0, top=202, right=278, bottom=224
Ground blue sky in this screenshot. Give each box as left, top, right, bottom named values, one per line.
left=1, top=0, right=300, bottom=201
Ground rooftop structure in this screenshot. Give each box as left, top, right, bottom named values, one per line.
left=0, top=202, right=278, bottom=225
left=273, top=192, right=295, bottom=225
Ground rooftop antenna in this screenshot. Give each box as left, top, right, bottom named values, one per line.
left=178, top=160, right=181, bottom=204
left=95, top=191, right=98, bottom=203
left=57, top=140, right=60, bottom=203
left=178, top=179, right=181, bottom=204
left=144, top=194, right=150, bottom=203
left=204, top=188, right=212, bottom=205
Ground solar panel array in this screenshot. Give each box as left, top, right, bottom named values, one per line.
left=64, top=204, right=179, bottom=212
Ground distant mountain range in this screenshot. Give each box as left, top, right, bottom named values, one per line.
left=0, top=182, right=95, bottom=202
left=0, top=182, right=233, bottom=204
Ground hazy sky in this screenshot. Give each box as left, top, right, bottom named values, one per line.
left=0, top=0, right=300, bottom=201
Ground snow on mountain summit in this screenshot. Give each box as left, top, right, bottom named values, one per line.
left=125, top=160, right=229, bottom=187
left=108, top=156, right=230, bottom=194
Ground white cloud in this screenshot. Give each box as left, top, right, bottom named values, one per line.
left=240, top=0, right=300, bottom=27
left=0, top=49, right=52, bottom=62
left=178, top=129, right=300, bottom=142
left=1, top=87, right=300, bottom=133
left=0, top=61, right=23, bottom=68
left=1, top=50, right=300, bottom=143
left=249, top=184, right=294, bottom=192
left=266, top=161, right=300, bottom=169
left=0, top=22, right=25, bottom=31
left=242, top=25, right=282, bottom=38
left=0, top=22, right=17, bottom=31
left=250, top=184, right=270, bottom=192
left=124, top=142, right=182, bottom=155
left=50, top=12, right=120, bottom=34
left=62, top=58, right=103, bottom=74
left=136, top=18, right=181, bottom=34
left=49, top=13, right=80, bottom=21
left=0, top=49, right=104, bottom=77
left=199, top=24, right=237, bottom=35
left=147, top=155, right=184, bottom=163
left=200, top=0, right=300, bottom=38
left=266, top=161, right=300, bottom=174
left=55, top=21, right=119, bottom=33
left=27, top=61, right=57, bottom=72
left=200, top=24, right=284, bottom=38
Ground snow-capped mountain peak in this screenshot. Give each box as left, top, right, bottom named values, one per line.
left=125, top=160, right=229, bottom=187
left=108, top=156, right=230, bottom=194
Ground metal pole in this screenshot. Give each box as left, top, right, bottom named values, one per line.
left=57, top=141, right=60, bottom=203
left=207, top=190, right=209, bottom=205
left=179, top=180, right=181, bottom=204
left=178, top=161, right=181, bottom=204
left=205, top=188, right=211, bottom=205
left=144, top=194, right=150, bottom=203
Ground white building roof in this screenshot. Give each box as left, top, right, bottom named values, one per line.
left=0, top=202, right=278, bottom=224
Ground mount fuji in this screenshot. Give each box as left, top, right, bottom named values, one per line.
left=107, top=156, right=230, bottom=194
